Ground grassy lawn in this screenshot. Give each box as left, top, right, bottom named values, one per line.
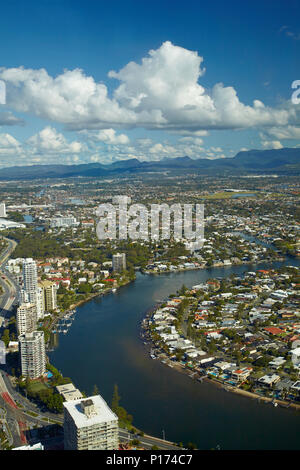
left=202, top=191, right=258, bottom=200
left=27, top=381, right=49, bottom=394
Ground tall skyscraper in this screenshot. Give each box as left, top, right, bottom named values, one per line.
left=112, top=253, right=126, bottom=273
left=22, top=258, right=45, bottom=318
left=39, top=280, right=57, bottom=311
left=17, top=303, right=37, bottom=336
left=36, top=286, right=45, bottom=319
left=19, top=331, right=46, bottom=379
left=22, top=258, right=38, bottom=294
left=63, top=395, right=119, bottom=450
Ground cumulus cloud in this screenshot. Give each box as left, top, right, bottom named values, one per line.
left=179, top=136, right=204, bottom=145
left=0, top=41, right=298, bottom=133
left=83, top=128, right=129, bottom=145
left=149, top=142, right=177, bottom=155
left=261, top=140, right=283, bottom=150
left=264, top=126, right=300, bottom=140
left=27, top=126, right=83, bottom=154
left=0, top=133, right=26, bottom=167
left=0, top=133, right=22, bottom=153
left=0, top=67, right=136, bottom=130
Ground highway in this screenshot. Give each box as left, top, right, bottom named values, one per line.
left=0, top=237, right=18, bottom=330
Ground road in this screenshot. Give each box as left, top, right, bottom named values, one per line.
left=0, top=370, right=64, bottom=448
left=118, top=428, right=183, bottom=450
left=0, top=237, right=18, bottom=329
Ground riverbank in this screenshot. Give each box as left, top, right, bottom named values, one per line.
left=140, top=263, right=300, bottom=413
left=223, top=384, right=300, bottom=411
left=142, top=326, right=300, bottom=413
left=142, top=256, right=286, bottom=275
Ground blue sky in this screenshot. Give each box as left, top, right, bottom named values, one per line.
left=0, top=0, right=299, bottom=167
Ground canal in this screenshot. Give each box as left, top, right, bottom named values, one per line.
left=49, top=258, right=300, bottom=449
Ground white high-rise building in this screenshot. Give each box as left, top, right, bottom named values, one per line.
left=36, top=286, right=45, bottom=319
left=19, top=331, right=46, bottom=379
left=0, top=203, right=6, bottom=218
left=112, top=253, right=126, bottom=273
left=19, top=288, right=29, bottom=304
left=63, top=395, right=119, bottom=450
left=22, top=258, right=38, bottom=293
left=22, top=258, right=44, bottom=317
left=17, top=303, right=37, bottom=336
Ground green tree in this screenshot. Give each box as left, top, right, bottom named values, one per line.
left=1, top=329, right=10, bottom=347
left=186, top=442, right=198, bottom=449
left=111, top=384, right=120, bottom=413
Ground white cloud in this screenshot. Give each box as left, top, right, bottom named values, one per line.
left=279, top=26, right=300, bottom=41
left=179, top=136, right=204, bottom=145
left=0, top=133, right=20, bottom=148
left=0, top=41, right=298, bottom=133
left=149, top=143, right=176, bottom=155
left=0, top=67, right=136, bottom=130
left=264, top=126, right=300, bottom=140
left=0, top=133, right=26, bottom=167
left=169, top=129, right=209, bottom=136
left=261, top=140, right=283, bottom=150
left=27, top=126, right=83, bottom=154
left=85, top=128, right=129, bottom=145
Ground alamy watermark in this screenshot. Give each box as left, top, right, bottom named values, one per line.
left=291, top=80, right=300, bottom=105
left=0, top=340, right=6, bottom=365
left=96, top=196, right=204, bottom=250
left=0, top=80, right=6, bottom=105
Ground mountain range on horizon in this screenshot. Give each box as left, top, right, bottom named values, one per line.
left=0, top=147, right=299, bottom=180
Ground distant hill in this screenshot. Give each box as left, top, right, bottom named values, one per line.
left=232, top=148, right=300, bottom=169
left=0, top=147, right=299, bottom=180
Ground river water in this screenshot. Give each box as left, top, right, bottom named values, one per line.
left=49, top=258, right=300, bottom=449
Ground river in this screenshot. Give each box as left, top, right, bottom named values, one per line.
left=49, top=258, right=300, bottom=450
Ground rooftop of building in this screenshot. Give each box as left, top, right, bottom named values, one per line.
left=63, top=394, right=118, bottom=428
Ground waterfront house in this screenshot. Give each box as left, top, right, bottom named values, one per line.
left=231, top=367, right=253, bottom=382
left=258, top=374, right=280, bottom=387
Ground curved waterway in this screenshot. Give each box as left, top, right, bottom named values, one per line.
left=49, top=258, right=300, bottom=450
